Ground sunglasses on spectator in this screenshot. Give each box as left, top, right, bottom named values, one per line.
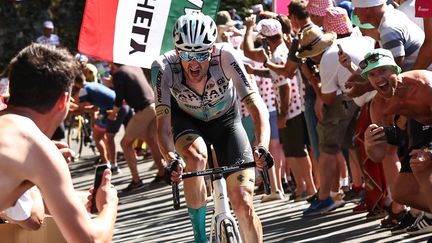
left=178, top=51, right=211, bottom=62
left=359, top=53, right=388, bottom=69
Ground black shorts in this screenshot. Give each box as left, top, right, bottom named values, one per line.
left=171, top=99, right=254, bottom=167
left=279, top=113, right=308, bottom=157
left=400, top=119, right=432, bottom=173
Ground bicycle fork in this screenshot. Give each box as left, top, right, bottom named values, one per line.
left=210, top=175, right=242, bottom=243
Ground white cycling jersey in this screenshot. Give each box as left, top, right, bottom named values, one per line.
left=151, top=43, right=257, bottom=121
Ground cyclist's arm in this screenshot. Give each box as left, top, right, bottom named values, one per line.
left=220, top=45, right=270, bottom=149
left=151, top=58, right=178, bottom=161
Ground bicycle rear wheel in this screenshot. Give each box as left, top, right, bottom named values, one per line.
left=219, top=219, right=240, bottom=243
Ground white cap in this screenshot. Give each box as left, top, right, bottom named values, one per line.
left=351, top=0, right=386, bottom=8
left=248, top=4, right=264, bottom=14
left=257, top=19, right=282, bottom=37
left=43, top=20, right=54, bottom=29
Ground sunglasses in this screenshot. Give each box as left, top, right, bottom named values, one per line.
left=359, top=53, right=388, bottom=69
left=178, top=51, right=211, bottom=62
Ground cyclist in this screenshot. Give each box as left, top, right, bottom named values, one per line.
left=151, top=12, right=271, bottom=243
left=73, top=72, right=132, bottom=173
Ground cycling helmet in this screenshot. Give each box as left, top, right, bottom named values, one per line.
left=173, top=12, right=217, bottom=52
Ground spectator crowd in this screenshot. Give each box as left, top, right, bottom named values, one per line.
left=1, top=0, right=432, bottom=241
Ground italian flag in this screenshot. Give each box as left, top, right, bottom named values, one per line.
left=78, top=0, right=220, bottom=69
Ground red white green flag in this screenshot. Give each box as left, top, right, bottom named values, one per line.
left=78, top=0, right=220, bottom=68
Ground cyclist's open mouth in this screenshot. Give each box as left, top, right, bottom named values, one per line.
left=189, top=68, right=201, bottom=77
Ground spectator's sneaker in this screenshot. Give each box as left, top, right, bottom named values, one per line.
left=343, top=188, right=363, bottom=203
left=332, top=193, right=346, bottom=209
left=406, top=215, right=432, bottom=235
left=122, top=180, right=144, bottom=193
left=306, top=192, right=319, bottom=203
left=391, top=212, right=420, bottom=235
left=380, top=209, right=407, bottom=229
left=110, top=166, right=121, bottom=175
left=149, top=174, right=167, bottom=187
left=366, top=207, right=387, bottom=221
left=303, top=197, right=336, bottom=217
left=261, top=190, right=284, bottom=203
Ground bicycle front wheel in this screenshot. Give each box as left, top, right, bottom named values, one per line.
left=219, top=219, right=240, bottom=243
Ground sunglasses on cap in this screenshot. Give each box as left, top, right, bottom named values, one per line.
left=359, top=53, right=389, bottom=69
left=178, top=51, right=211, bottom=62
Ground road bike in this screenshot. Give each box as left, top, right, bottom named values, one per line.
left=170, top=144, right=272, bottom=243
left=66, top=113, right=96, bottom=160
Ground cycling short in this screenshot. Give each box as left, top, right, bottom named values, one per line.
left=171, top=99, right=254, bottom=168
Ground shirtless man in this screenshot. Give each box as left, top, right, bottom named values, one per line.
left=0, top=43, right=118, bottom=242
left=360, top=49, right=432, bottom=125
left=362, top=48, right=432, bottom=234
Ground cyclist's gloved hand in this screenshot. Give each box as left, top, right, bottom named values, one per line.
left=253, top=145, right=274, bottom=169
left=165, top=152, right=185, bottom=185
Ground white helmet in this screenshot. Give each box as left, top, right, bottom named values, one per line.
left=173, top=12, right=217, bottom=52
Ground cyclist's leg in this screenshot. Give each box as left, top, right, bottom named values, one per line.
left=171, top=105, right=208, bottom=242
left=212, top=121, right=262, bottom=242
left=175, top=133, right=208, bottom=243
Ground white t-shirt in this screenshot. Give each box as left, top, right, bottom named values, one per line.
left=270, top=42, right=302, bottom=119
left=398, top=0, right=424, bottom=30
left=319, top=36, right=376, bottom=107
left=36, top=34, right=60, bottom=46
left=4, top=189, right=33, bottom=221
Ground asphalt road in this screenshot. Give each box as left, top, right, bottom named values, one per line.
left=69, top=131, right=431, bottom=243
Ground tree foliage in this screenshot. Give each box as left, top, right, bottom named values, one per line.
left=220, top=0, right=266, bottom=18
left=0, top=0, right=84, bottom=70
left=0, top=0, right=261, bottom=70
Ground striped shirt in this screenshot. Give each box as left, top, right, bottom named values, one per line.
left=379, top=8, right=424, bottom=70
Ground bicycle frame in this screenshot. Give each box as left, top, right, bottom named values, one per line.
left=171, top=152, right=271, bottom=243
left=210, top=175, right=242, bottom=243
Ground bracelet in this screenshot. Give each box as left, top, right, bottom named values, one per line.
left=263, top=60, right=268, bottom=68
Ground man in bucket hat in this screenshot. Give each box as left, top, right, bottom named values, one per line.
left=297, top=24, right=375, bottom=216
left=361, top=48, right=432, bottom=235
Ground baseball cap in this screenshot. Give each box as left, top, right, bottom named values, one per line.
left=256, top=19, right=282, bottom=37
left=360, top=48, right=402, bottom=79
left=43, top=20, right=54, bottom=29
left=351, top=0, right=386, bottom=8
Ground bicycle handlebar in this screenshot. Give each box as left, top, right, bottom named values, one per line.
left=170, top=161, right=271, bottom=210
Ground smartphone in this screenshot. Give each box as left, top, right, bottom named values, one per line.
left=91, top=164, right=110, bottom=213
left=337, top=44, right=344, bottom=54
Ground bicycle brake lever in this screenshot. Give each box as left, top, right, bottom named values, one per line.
left=170, top=160, right=180, bottom=210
